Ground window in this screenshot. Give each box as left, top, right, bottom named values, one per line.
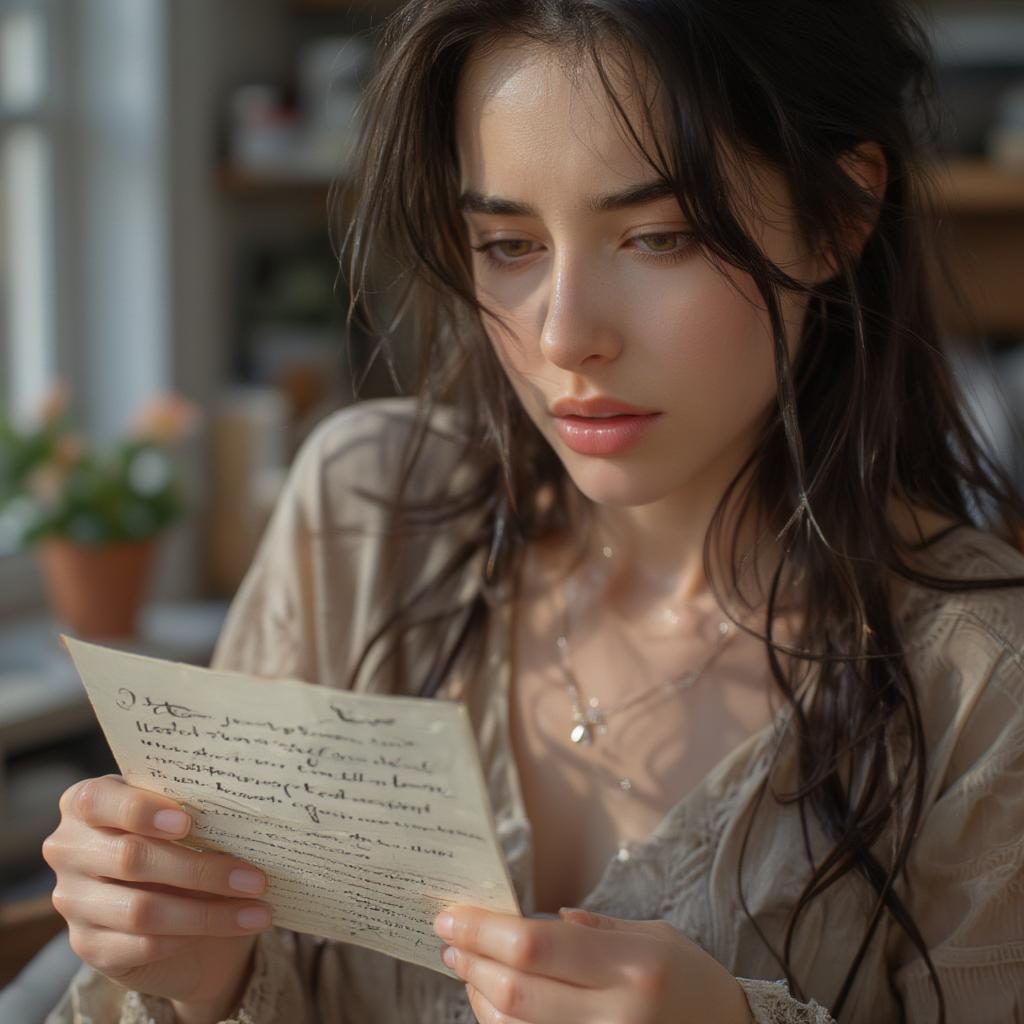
left=0, top=0, right=58, bottom=607
left=0, top=0, right=173, bottom=612
left=0, top=0, right=56, bottom=426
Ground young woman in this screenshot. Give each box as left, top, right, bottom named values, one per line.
left=43, top=1, right=1024, bottom=1022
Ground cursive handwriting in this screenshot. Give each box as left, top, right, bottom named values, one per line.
left=62, top=633, right=521, bottom=978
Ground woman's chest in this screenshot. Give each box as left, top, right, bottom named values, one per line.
left=508, top=615, right=779, bottom=914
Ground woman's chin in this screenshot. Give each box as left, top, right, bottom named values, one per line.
left=561, top=460, right=676, bottom=509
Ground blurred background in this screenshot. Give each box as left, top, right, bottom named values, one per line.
left=0, top=0, right=1022, bottom=1002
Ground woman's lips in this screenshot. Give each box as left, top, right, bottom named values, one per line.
left=553, top=413, right=662, bottom=456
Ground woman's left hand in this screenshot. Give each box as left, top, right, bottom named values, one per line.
left=433, top=906, right=755, bottom=1024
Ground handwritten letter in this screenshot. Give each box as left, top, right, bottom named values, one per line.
left=61, top=635, right=521, bottom=977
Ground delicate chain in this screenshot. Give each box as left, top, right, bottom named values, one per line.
left=545, top=541, right=758, bottom=862
left=555, top=574, right=736, bottom=745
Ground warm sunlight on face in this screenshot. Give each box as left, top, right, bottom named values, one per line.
left=454, top=38, right=822, bottom=510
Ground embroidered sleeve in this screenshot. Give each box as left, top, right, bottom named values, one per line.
left=115, top=930, right=307, bottom=1024
left=737, top=978, right=837, bottom=1023
left=889, top=616, right=1024, bottom=1018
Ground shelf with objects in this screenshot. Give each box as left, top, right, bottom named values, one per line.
left=208, top=19, right=417, bottom=596
left=928, top=157, right=1024, bottom=340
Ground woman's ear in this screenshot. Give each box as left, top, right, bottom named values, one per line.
left=814, top=140, right=889, bottom=282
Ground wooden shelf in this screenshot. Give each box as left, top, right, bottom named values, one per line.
left=924, top=160, right=1024, bottom=335
left=931, top=157, right=1024, bottom=216
left=218, top=165, right=338, bottom=197
left=0, top=896, right=65, bottom=987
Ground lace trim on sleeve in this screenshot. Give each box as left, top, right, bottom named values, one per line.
left=118, top=991, right=176, bottom=1024
left=119, top=992, right=259, bottom=1024
left=737, top=978, right=837, bottom=1024
left=118, top=930, right=297, bottom=1024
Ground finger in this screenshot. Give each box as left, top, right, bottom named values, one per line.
left=56, top=879, right=272, bottom=937
left=61, top=776, right=194, bottom=840
left=49, top=823, right=267, bottom=899
left=434, top=907, right=623, bottom=987
left=466, top=982, right=530, bottom=1024
left=68, top=923, right=199, bottom=979
left=446, top=946, right=602, bottom=1024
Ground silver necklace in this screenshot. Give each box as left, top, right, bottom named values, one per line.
left=555, top=574, right=736, bottom=747
left=554, top=574, right=737, bottom=864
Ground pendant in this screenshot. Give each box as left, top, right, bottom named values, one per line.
left=570, top=722, right=592, bottom=745
left=569, top=704, right=606, bottom=745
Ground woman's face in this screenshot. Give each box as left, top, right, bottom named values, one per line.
left=454, top=39, right=826, bottom=510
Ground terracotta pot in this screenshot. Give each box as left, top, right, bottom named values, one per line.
left=37, top=535, right=159, bottom=639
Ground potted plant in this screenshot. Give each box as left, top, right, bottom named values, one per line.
left=0, top=383, right=200, bottom=638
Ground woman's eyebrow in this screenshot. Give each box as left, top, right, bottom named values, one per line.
left=457, top=179, right=677, bottom=216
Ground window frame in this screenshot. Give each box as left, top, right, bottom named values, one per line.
left=0, top=0, right=72, bottom=615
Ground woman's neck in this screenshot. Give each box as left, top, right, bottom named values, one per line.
left=552, top=480, right=792, bottom=631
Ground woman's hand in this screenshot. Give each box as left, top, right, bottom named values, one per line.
left=433, top=905, right=754, bottom=1024
left=42, top=774, right=273, bottom=1024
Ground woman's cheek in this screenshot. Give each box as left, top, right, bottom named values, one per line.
left=475, top=262, right=546, bottom=327
left=645, top=293, right=779, bottom=437
left=482, top=317, right=529, bottom=383
left=480, top=318, right=552, bottom=432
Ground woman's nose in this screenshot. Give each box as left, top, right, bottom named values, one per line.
left=538, top=256, right=623, bottom=370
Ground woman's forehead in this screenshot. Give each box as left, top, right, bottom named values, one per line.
left=454, top=37, right=790, bottom=237
left=455, top=38, right=666, bottom=203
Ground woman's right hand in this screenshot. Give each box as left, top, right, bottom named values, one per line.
left=43, top=774, right=273, bottom=1023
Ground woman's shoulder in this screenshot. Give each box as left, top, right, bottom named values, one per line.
left=897, top=523, right=1024, bottom=652
left=300, top=395, right=467, bottom=456
left=282, top=396, right=477, bottom=531
left=211, top=397, right=482, bottom=683
left=895, top=524, right=1024, bottom=800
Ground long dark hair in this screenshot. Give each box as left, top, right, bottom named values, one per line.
left=335, top=1, right=1024, bottom=1019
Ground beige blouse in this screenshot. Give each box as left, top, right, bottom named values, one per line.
left=47, top=398, right=1024, bottom=1024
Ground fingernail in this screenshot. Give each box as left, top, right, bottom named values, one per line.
left=153, top=809, right=190, bottom=834
left=229, top=870, right=266, bottom=894
left=559, top=906, right=595, bottom=925
left=237, top=907, right=271, bottom=929
left=433, top=912, right=455, bottom=939
left=442, top=946, right=457, bottom=967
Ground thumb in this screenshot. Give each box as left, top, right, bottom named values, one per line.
left=558, top=908, right=646, bottom=931
left=558, top=908, right=680, bottom=940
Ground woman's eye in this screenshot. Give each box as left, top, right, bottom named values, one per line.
left=493, top=240, right=536, bottom=259
left=471, top=239, right=540, bottom=268
left=471, top=231, right=696, bottom=271
left=637, top=233, right=677, bottom=252
left=632, top=232, right=696, bottom=261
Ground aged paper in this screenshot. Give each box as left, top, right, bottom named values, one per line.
left=61, top=635, right=521, bottom=978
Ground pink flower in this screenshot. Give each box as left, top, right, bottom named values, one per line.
left=25, top=462, right=66, bottom=504
left=130, top=394, right=201, bottom=445
left=23, top=435, right=84, bottom=504
left=55, top=433, right=87, bottom=466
